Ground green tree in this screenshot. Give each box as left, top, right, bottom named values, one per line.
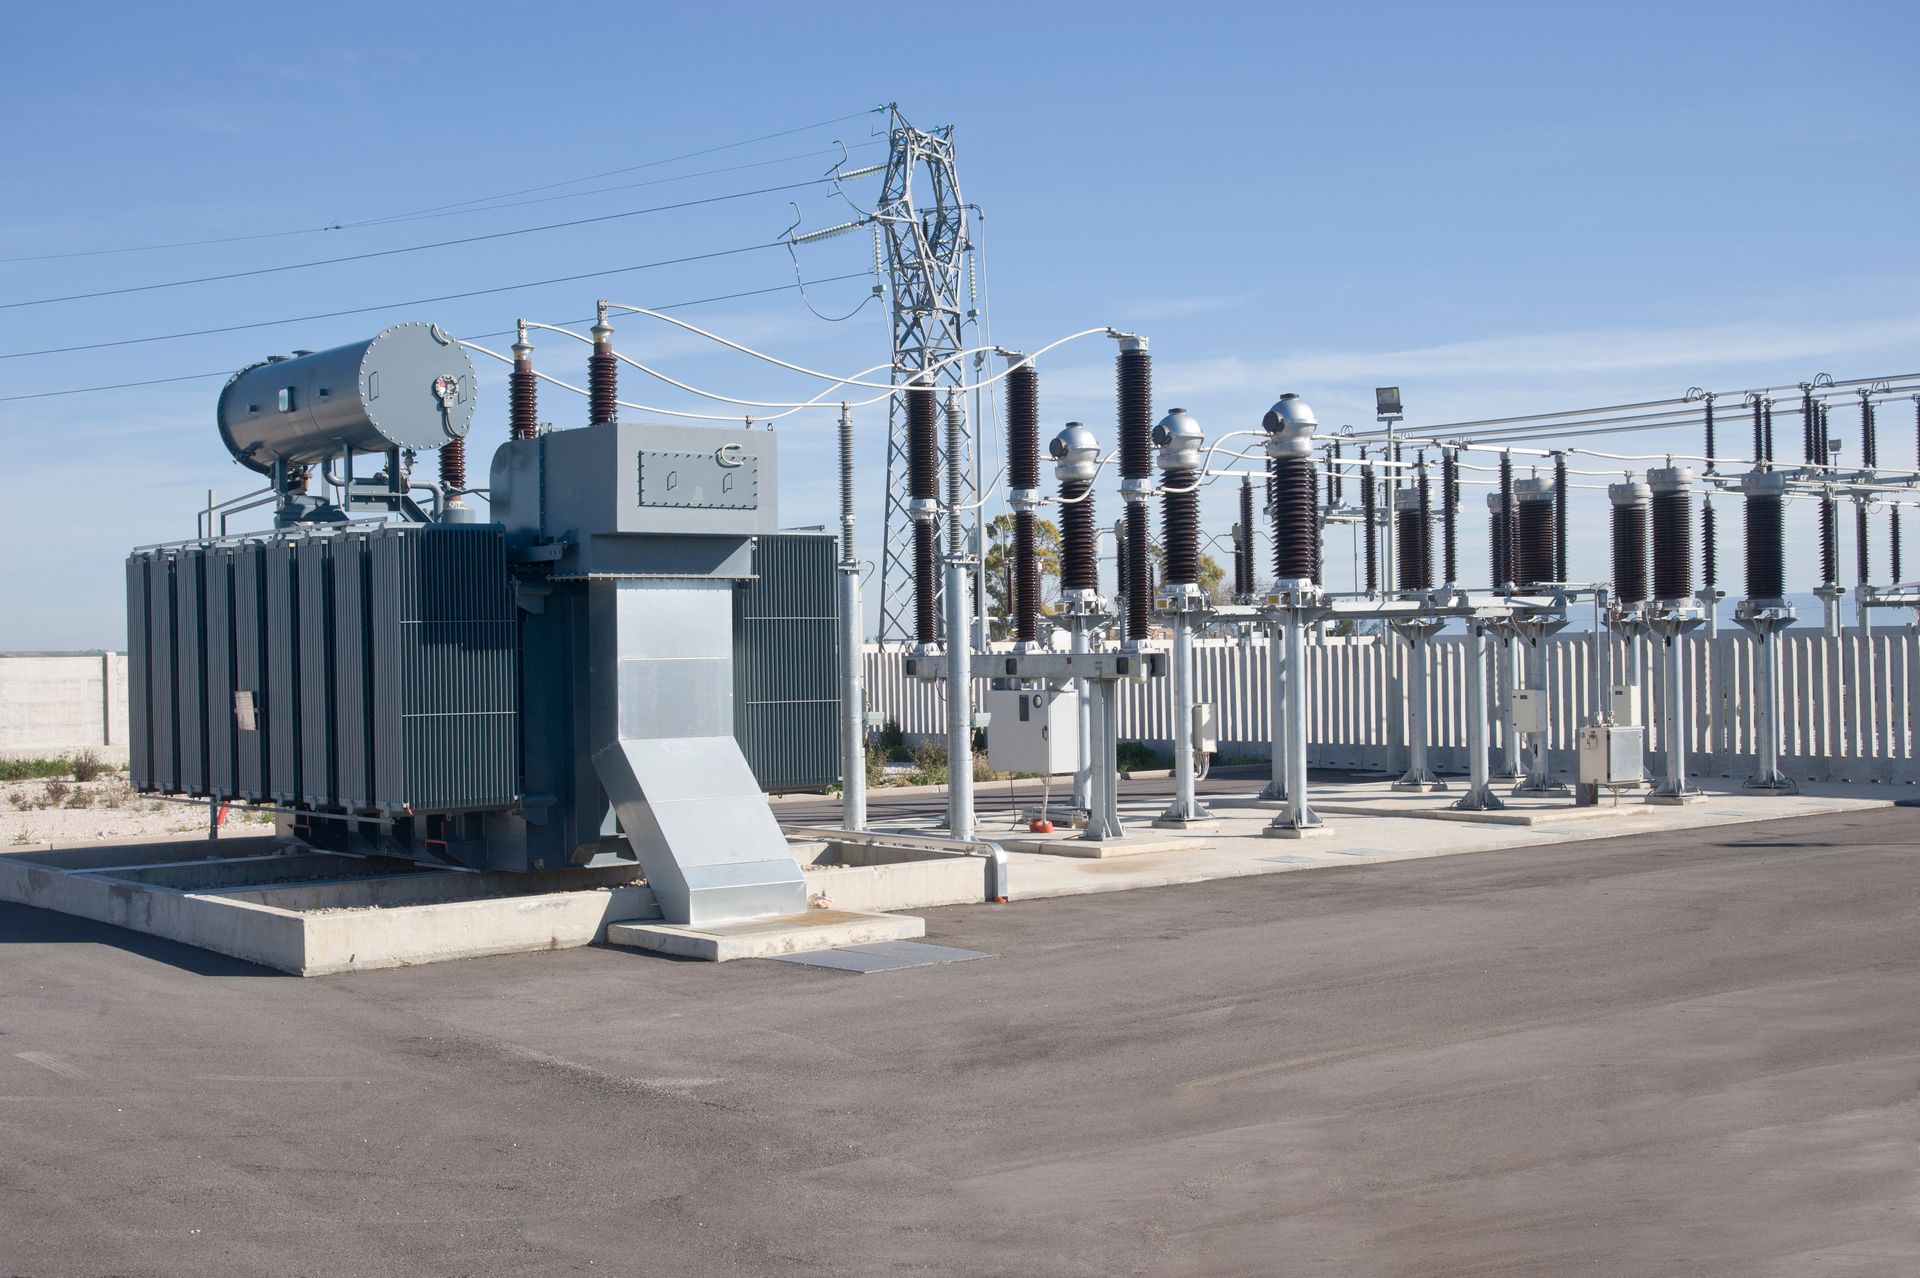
left=1144, top=541, right=1229, bottom=606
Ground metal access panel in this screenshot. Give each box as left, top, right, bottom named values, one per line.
left=731, top=532, right=841, bottom=793
left=639, top=450, right=760, bottom=511
left=986, top=686, right=1078, bottom=775
left=366, top=524, right=518, bottom=814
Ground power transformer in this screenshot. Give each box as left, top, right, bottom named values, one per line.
left=128, top=326, right=839, bottom=924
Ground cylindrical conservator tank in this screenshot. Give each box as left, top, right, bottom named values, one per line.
left=217, top=322, right=475, bottom=474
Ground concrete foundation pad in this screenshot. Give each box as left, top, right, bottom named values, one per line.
left=1645, top=793, right=1709, bottom=806
left=1390, top=780, right=1448, bottom=793
left=1150, top=817, right=1220, bottom=832
left=996, top=833, right=1190, bottom=858
left=606, top=909, right=923, bottom=962
left=1262, top=823, right=1334, bottom=840
left=0, top=837, right=665, bottom=976
left=1316, top=801, right=1616, bottom=827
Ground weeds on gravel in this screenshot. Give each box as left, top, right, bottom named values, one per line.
left=0, top=757, right=76, bottom=782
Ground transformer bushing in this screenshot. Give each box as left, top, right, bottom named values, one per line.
left=509, top=322, right=538, bottom=442
left=1509, top=477, right=1567, bottom=795
left=587, top=305, right=617, bottom=427
left=1646, top=465, right=1706, bottom=805
left=1734, top=468, right=1796, bottom=794
left=1153, top=409, right=1215, bottom=829
left=1051, top=422, right=1110, bottom=830
left=1260, top=394, right=1328, bottom=838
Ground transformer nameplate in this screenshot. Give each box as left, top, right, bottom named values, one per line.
left=637, top=450, right=760, bottom=511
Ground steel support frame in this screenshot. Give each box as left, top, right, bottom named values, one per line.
left=1156, top=591, right=1215, bottom=828
left=1452, top=619, right=1505, bottom=812
left=956, top=648, right=1166, bottom=844
left=1500, top=611, right=1570, bottom=796
left=1259, top=618, right=1287, bottom=801
left=1263, top=584, right=1329, bottom=838
left=1735, top=603, right=1797, bottom=794
left=1389, top=615, right=1446, bottom=791
left=1646, top=607, right=1707, bottom=804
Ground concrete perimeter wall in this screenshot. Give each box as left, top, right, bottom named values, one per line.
left=0, top=653, right=128, bottom=763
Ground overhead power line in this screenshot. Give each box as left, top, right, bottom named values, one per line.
left=0, top=107, right=886, bottom=265
left=0, top=272, right=874, bottom=403
left=361, top=106, right=886, bottom=225
left=2, top=179, right=833, bottom=311
left=0, top=240, right=797, bottom=359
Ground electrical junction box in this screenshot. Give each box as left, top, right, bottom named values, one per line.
left=1512, top=688, right=1548, bottom=735
left=1578, top=725, right=1645, bottom=787
left=1192, top=702, right=1218, bottom=754
left=1609, top=684, right=1642, bottom=728
left=985, top=686, right=1079, bottom=775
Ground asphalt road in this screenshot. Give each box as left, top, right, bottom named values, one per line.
left=3, top=806, right=1917, bottom=1276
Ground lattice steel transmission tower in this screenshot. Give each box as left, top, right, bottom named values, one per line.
left=873, top=105, right=982, bottom=643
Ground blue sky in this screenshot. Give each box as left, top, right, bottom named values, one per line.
left=2, top=1, right=1915, bottom=647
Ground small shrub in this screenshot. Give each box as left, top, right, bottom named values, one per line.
left=863, top=747, right=886, bottom=790
left=874, top=719, right=909, bottom=762
left=971, top=751, right=995, bottom=782
left=64, top=790, right=92, bottom=809
left=1114, top=741, right=1167, bottom=774
left=42, top=779, right=71, bottom=807
left=8, top=792, right=29, bottom=811
left=69, top=750, right=105, bottom=783
left=900, top=741, right=949, bottom=787
left=100, top=779, right=128, bottom=810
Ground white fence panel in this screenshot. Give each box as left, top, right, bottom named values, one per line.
left=862, top=628, right=1920, bottom=784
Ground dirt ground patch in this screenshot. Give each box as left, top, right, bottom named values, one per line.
left=1, top=769, right=272, bottom=847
